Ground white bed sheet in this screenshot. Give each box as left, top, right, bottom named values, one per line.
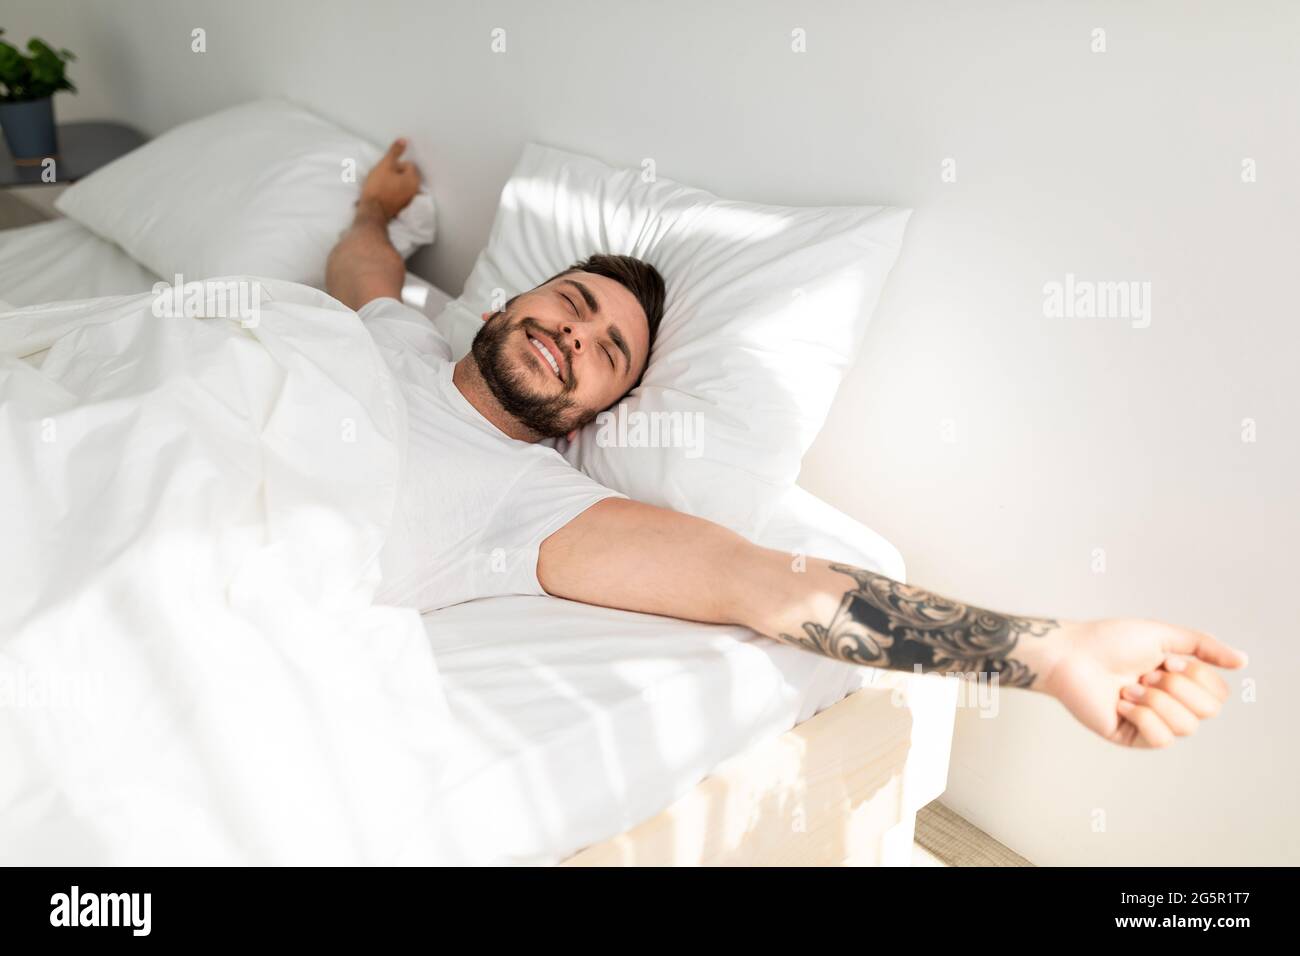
left=2, top=216, right=905, bottom=866
left=0, top=218, right=456, bottom=316
left=420, top=486, right=904, bottom=865
left=0, top=218, right=161, bottom=305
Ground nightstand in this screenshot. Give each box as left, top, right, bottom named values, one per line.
left=0, top=121, right=146, bottom=223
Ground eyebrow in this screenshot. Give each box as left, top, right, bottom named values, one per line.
left=562, top=279, right=599, bottom=314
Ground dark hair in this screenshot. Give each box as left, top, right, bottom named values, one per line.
left=551, top=254, right=665, bottom=382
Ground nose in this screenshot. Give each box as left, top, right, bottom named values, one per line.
left=560, top=323, right=582, bottom=353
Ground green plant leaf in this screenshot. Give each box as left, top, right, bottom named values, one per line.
left=0, top=34, right=75, bottom=102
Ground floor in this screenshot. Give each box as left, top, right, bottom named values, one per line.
left=913, top=800, right=1033, bottom=867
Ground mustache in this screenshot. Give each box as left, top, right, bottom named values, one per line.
left=471, top=309, right=593, bottom=440
left=515, top=315, right=576, bottom=390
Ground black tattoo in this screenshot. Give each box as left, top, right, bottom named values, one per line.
left=779, top=564, right=1056, bottom=687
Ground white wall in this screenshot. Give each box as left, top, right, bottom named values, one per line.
left=8, top=0, right=1296, bottom=865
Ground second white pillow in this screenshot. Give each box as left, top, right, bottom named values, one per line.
left=55, top=98, right=436, bottom=289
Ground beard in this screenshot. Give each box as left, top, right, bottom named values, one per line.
left=470, top=310, right=594, bottom=439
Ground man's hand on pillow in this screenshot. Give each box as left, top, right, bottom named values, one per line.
left=360, top=138, right=422, bottom=220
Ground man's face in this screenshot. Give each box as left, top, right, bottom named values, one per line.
left=470, top=271, right=651, bottom=438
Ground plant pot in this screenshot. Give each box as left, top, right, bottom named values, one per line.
left=0, top=96, right=59, bottom=164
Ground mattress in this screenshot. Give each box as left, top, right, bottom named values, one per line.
left=422, top=485, right=902, bottom=865
left=2, top=215, right=905, bottom=865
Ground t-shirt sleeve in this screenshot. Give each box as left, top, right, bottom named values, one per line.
left=476, top=452, right=629, bottom=599
left=356, top=296, right=453, bottom=377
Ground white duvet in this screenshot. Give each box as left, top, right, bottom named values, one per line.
left=0, top=279, right=457, bottom=864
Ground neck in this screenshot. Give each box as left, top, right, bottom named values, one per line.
left=452, top=356, right=544, bottom=442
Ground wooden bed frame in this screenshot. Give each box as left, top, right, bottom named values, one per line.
left=560, top=671, right=958, bottom=866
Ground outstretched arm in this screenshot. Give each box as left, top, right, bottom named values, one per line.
left=325, top=138, right=421, bottom=310
left=539, top=498, right=1248, bottom=749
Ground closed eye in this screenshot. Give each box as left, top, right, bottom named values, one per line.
left=560, top=292, right=579, bottom=315
left=601, top=344, right=615, bottom=369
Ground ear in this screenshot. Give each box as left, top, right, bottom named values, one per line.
left=565, top=429, right=578, bottom=443
left=480, top=311, right=491, bottom=323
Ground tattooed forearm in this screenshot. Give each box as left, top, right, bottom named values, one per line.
left=777, top=564, right=1058, bottom=688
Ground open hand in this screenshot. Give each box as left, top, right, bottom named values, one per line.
left=360, top=138, right=421, bottom=220
left=1041, top=619, right=1248, bottom=748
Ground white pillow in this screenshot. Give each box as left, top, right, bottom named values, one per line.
left=55, top=99, right=435, bottom=289
left=436, top=143, right=910, bottom=536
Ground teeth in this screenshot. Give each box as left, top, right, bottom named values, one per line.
left=529, top=336, right=561, bottom=378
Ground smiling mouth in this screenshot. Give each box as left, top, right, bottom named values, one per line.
left=527, top=332, right=564, bottom=381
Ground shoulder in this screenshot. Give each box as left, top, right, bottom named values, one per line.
left=357, top=295, right=452, bottom=364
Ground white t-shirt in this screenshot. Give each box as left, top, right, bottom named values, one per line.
left=357, top=296, right=625, bottom=612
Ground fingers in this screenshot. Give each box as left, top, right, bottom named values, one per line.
left=1105, top=621, right=1243, bottom=750
left=1139, top=670, right=1223, bottom=718
left=1163, top=627, right=1249, bottom=670
left=1143, top=659, right=1229, bottom=703
left=384, top=138, right=407, bottom=165
left=1116, top=699, right=1174, bottom=749
left=1121, top=684, right=1199, bottom=736
left=381, top=137, right=414, bottom=175
left=1119, top=665, right=1230, bottom=748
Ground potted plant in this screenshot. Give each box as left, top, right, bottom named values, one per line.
left=0, top=29, right=76, bottom=164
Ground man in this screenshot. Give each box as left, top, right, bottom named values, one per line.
left=326, top=140, right=1248, bottom=750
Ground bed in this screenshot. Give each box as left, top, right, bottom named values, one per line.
left=0, top=214, right=958, bottom=865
